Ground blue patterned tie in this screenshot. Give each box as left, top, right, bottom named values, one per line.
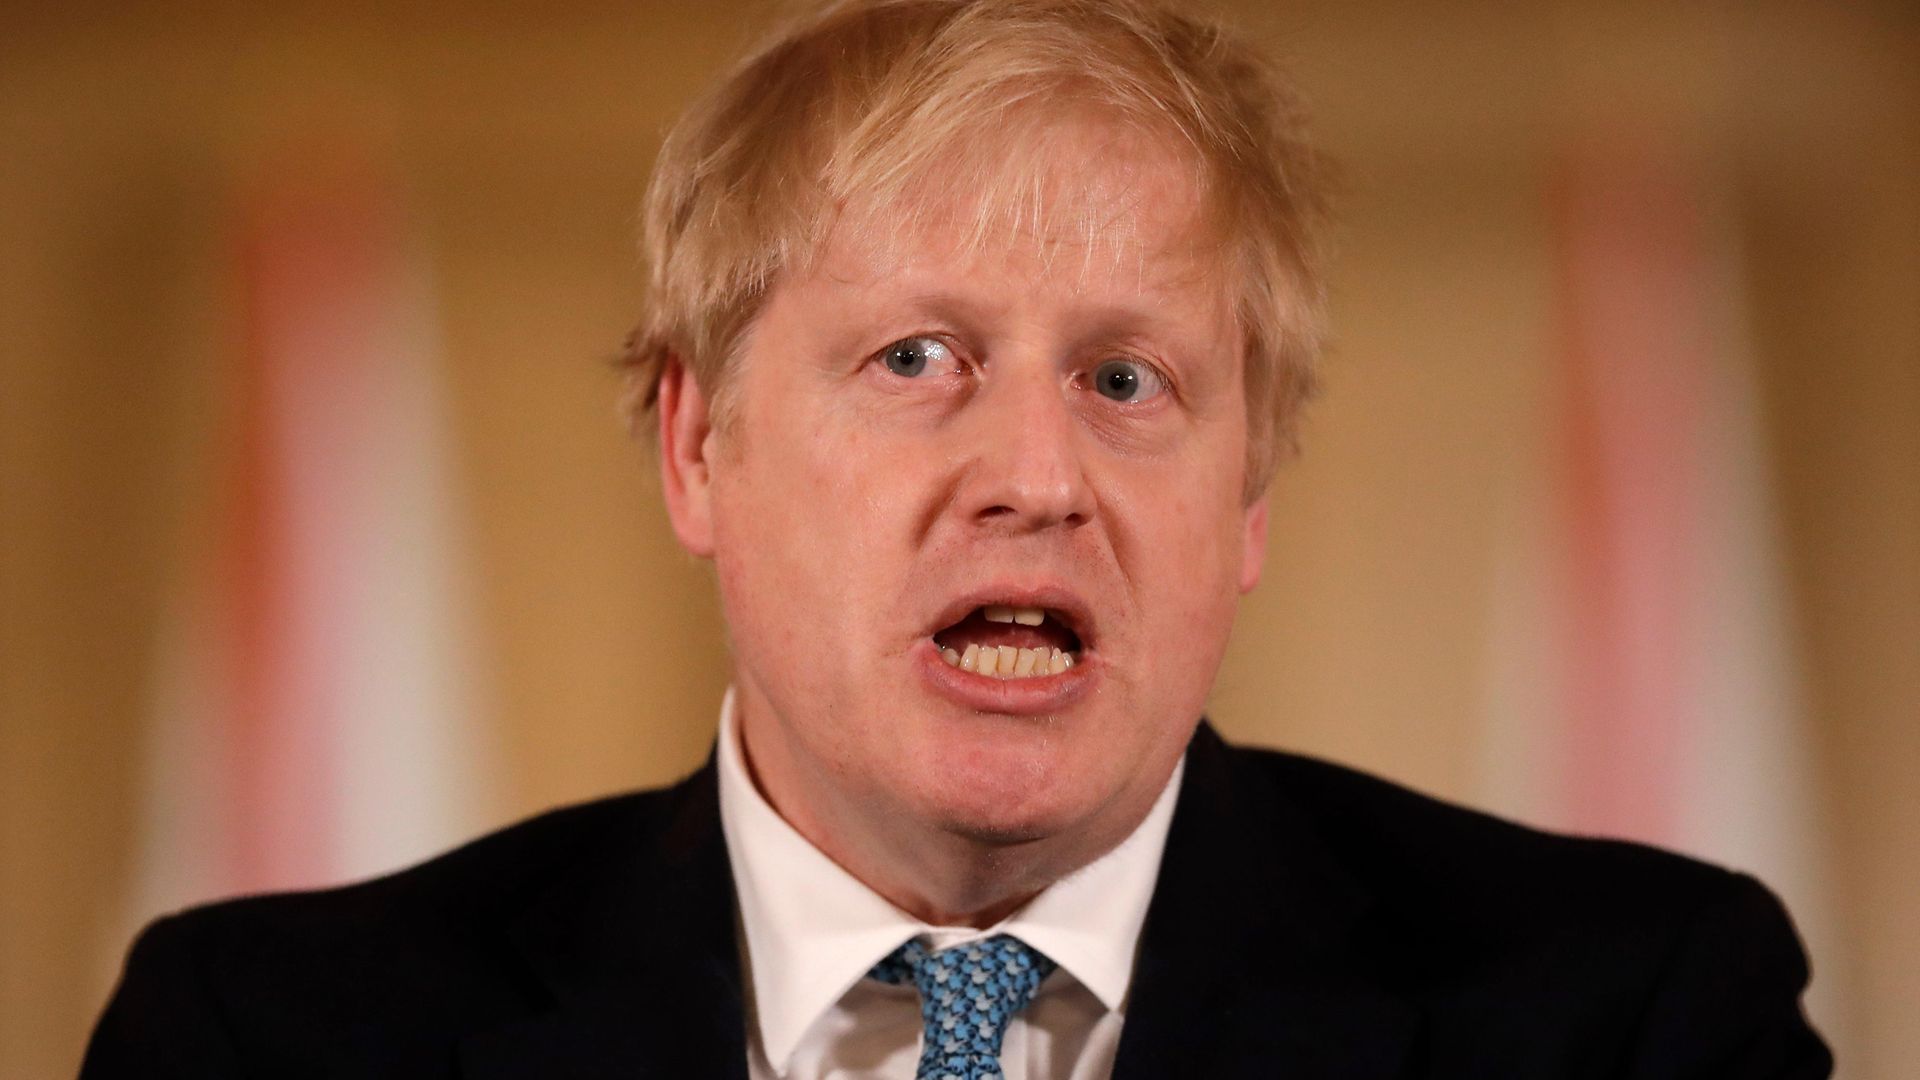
left=869, top=935, right=1057, bottom=1080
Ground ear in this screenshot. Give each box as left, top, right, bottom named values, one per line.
left=655, top=356, right=717, bottom=558
left=1238, top=493, right=1269, bottom=594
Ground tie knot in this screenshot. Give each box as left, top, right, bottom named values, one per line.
left=869, top=935, right=1057, bottom=1080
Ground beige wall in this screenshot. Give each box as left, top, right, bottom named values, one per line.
left=4, top=1, right=1915, bottom=1076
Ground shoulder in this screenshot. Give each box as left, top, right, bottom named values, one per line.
left=1222, top=739, right=1749, bottom=912
left=150, top=781, right=679, bottom=959
left=1213, top=740, right=1828, bottom=1072
left=84, top=779, right=699, bottom=1077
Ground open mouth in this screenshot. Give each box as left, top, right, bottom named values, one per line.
left=931, top=604, right=1085, bottom=680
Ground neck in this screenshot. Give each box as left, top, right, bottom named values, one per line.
left=859, top=847, right=1046, bottom=929
left=744, top=740, right=1072, bottom=928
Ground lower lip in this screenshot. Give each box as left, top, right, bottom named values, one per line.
left=914, top=639, right=1098, bottom=715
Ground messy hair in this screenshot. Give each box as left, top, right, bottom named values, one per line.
left=622, top=0, right=1330, bottom=498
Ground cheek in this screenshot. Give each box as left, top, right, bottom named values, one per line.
left=707, top=411, right=845, bottom=657
left=1131, top=446, right=1249, bottom=560
left=1125, top=471, right=1249, bottom=646
left=717, top=394, right=866, bottom=552
left=708, top=392, right=928, bottom=645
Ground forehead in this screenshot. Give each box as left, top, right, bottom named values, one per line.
left=808, top=116, right=1229, bottom=314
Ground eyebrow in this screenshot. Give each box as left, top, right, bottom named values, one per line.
left=813, top=280, right=1009, bottom=334
left=806, top=239, right=1228, bottom=348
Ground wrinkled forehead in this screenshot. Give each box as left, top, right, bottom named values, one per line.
left=806, top=112, right=1231, bottom=304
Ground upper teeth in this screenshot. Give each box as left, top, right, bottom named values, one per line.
left=936, top=604, right=1078, bottom=680
left=984, top=605, right=1047, bottom=626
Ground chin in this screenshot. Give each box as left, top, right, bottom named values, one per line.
left=926, top=797, right=1081, bottom=848
left=903, top=701, right=1157, bottom=832
left=905, top=751, right=1109, bottom=849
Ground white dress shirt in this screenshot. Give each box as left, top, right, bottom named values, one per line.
left=715, top=689, right=1183, bottom=1080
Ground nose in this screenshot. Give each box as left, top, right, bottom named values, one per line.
left=951, top=362, right=1096, bottom=533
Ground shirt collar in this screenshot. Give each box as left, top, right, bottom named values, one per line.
left=714, top=688, right=1184, bottom=1073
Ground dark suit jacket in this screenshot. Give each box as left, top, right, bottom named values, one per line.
left=82, top=723, right=1831, bottom=1078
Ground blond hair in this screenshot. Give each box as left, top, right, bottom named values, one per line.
left=624, top=0, right=1330, bottom=497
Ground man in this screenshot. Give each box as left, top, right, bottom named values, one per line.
left=84, top=0, right=1830, bottom=1076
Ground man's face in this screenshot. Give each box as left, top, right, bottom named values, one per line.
left=666, top=124, right=1267, bottom=866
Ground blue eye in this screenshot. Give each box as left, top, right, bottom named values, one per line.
left=1090, top=358, right=1164, bottom=403
left=880, top=336, right=951, bottom=378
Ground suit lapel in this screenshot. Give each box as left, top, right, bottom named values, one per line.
left=453, top=725, right=1419, bottom=1078
left=458, top=760, right=751, bottom=1080
left=1115, top=724, right=1422, bottom=1079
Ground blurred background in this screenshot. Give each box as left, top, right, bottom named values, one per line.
left=3, top=0, right=1915, bottom=1075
